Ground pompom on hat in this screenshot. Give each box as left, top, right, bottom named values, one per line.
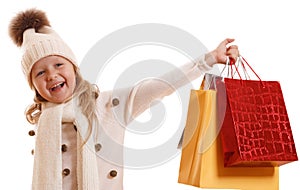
left=9, top=8, right=78, bottom=88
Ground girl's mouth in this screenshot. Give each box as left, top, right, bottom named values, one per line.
left=50, top=82, right=65, bottom=92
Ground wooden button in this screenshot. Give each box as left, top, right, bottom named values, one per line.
left=112, top=98, right=119, bottom=106
left=28, top=130, right=35, bottom=136
left=109, top=170, right=117, bottom=177
left=62, top=168, right=70, bottom=176
left=31, top=149, right=34, bottom=155
left=61, top=144, right=68, bottom=152
left=95, top=143, right=102, bottom=152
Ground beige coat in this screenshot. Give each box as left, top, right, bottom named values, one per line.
left=33, top=55, right=212, bottom=190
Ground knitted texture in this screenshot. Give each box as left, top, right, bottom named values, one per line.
left=21, top=27, right=77, bottom=88
left=32, top=99, right=99, bottom=189
left=8, top=8, right=77, bottom=88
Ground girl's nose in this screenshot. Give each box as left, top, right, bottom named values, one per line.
left=47, top=72, right=58, bottom=81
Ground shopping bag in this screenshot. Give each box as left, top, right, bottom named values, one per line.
left=217, top=57, right=298, bottom=167
left=178, top=74, right=279, bottom=190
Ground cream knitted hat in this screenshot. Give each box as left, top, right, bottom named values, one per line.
left=9, top=8, right=77, bottom=88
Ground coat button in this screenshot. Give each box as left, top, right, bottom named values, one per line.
left=62, top=168, right=70, bottom=176
left=109, top=170, right=118, bottom=178
left=95, top=143, right=102, bottom=152
left=61, top=144, right=68, bottom=152
left=31, top=149, right=34, bottom=155
left=112, top=98, right=119, bottom=106
left=28, top=130, right=35, bottom=136
left=73, top=125, right=77, bottom=131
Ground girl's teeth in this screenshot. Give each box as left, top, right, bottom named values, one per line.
left=51, top=82, right=64, bottom=91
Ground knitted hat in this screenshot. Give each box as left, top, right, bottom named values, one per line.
left=8, top=8, right=77, bottom=88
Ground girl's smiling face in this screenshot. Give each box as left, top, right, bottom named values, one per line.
left=31, top=55, right=76, bottom=103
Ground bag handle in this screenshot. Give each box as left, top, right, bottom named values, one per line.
left=221, top=56, right=265, bottom=87
left=200, top=73, right=220, bottom=90
left=240, top=56, right=262, bottom=81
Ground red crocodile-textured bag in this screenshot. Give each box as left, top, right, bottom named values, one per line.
left=217, top=57, right=298, bottom=167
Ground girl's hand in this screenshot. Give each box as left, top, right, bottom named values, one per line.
left=205, top=38, right=239, bottom=66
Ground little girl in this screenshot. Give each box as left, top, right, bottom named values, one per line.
left=9, top=8, right=239, bottom=190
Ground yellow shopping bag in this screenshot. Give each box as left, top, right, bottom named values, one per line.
left=178, top=75, right=279, bottom=190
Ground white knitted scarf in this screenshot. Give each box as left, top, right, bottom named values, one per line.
left=32, top=99, right=100, bottom=190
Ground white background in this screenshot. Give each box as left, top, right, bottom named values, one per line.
left=0, top=0, right=299, bottom=189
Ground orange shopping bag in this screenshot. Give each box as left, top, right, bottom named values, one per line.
left=178, top=74, right=279, bottom=190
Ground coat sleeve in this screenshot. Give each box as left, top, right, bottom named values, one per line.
left=124, top=54, right=212, bottom=122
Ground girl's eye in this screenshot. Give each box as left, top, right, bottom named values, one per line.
left=56, top=63, right=63, bottom=67
left=36, top=71, right=44, bottom=77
